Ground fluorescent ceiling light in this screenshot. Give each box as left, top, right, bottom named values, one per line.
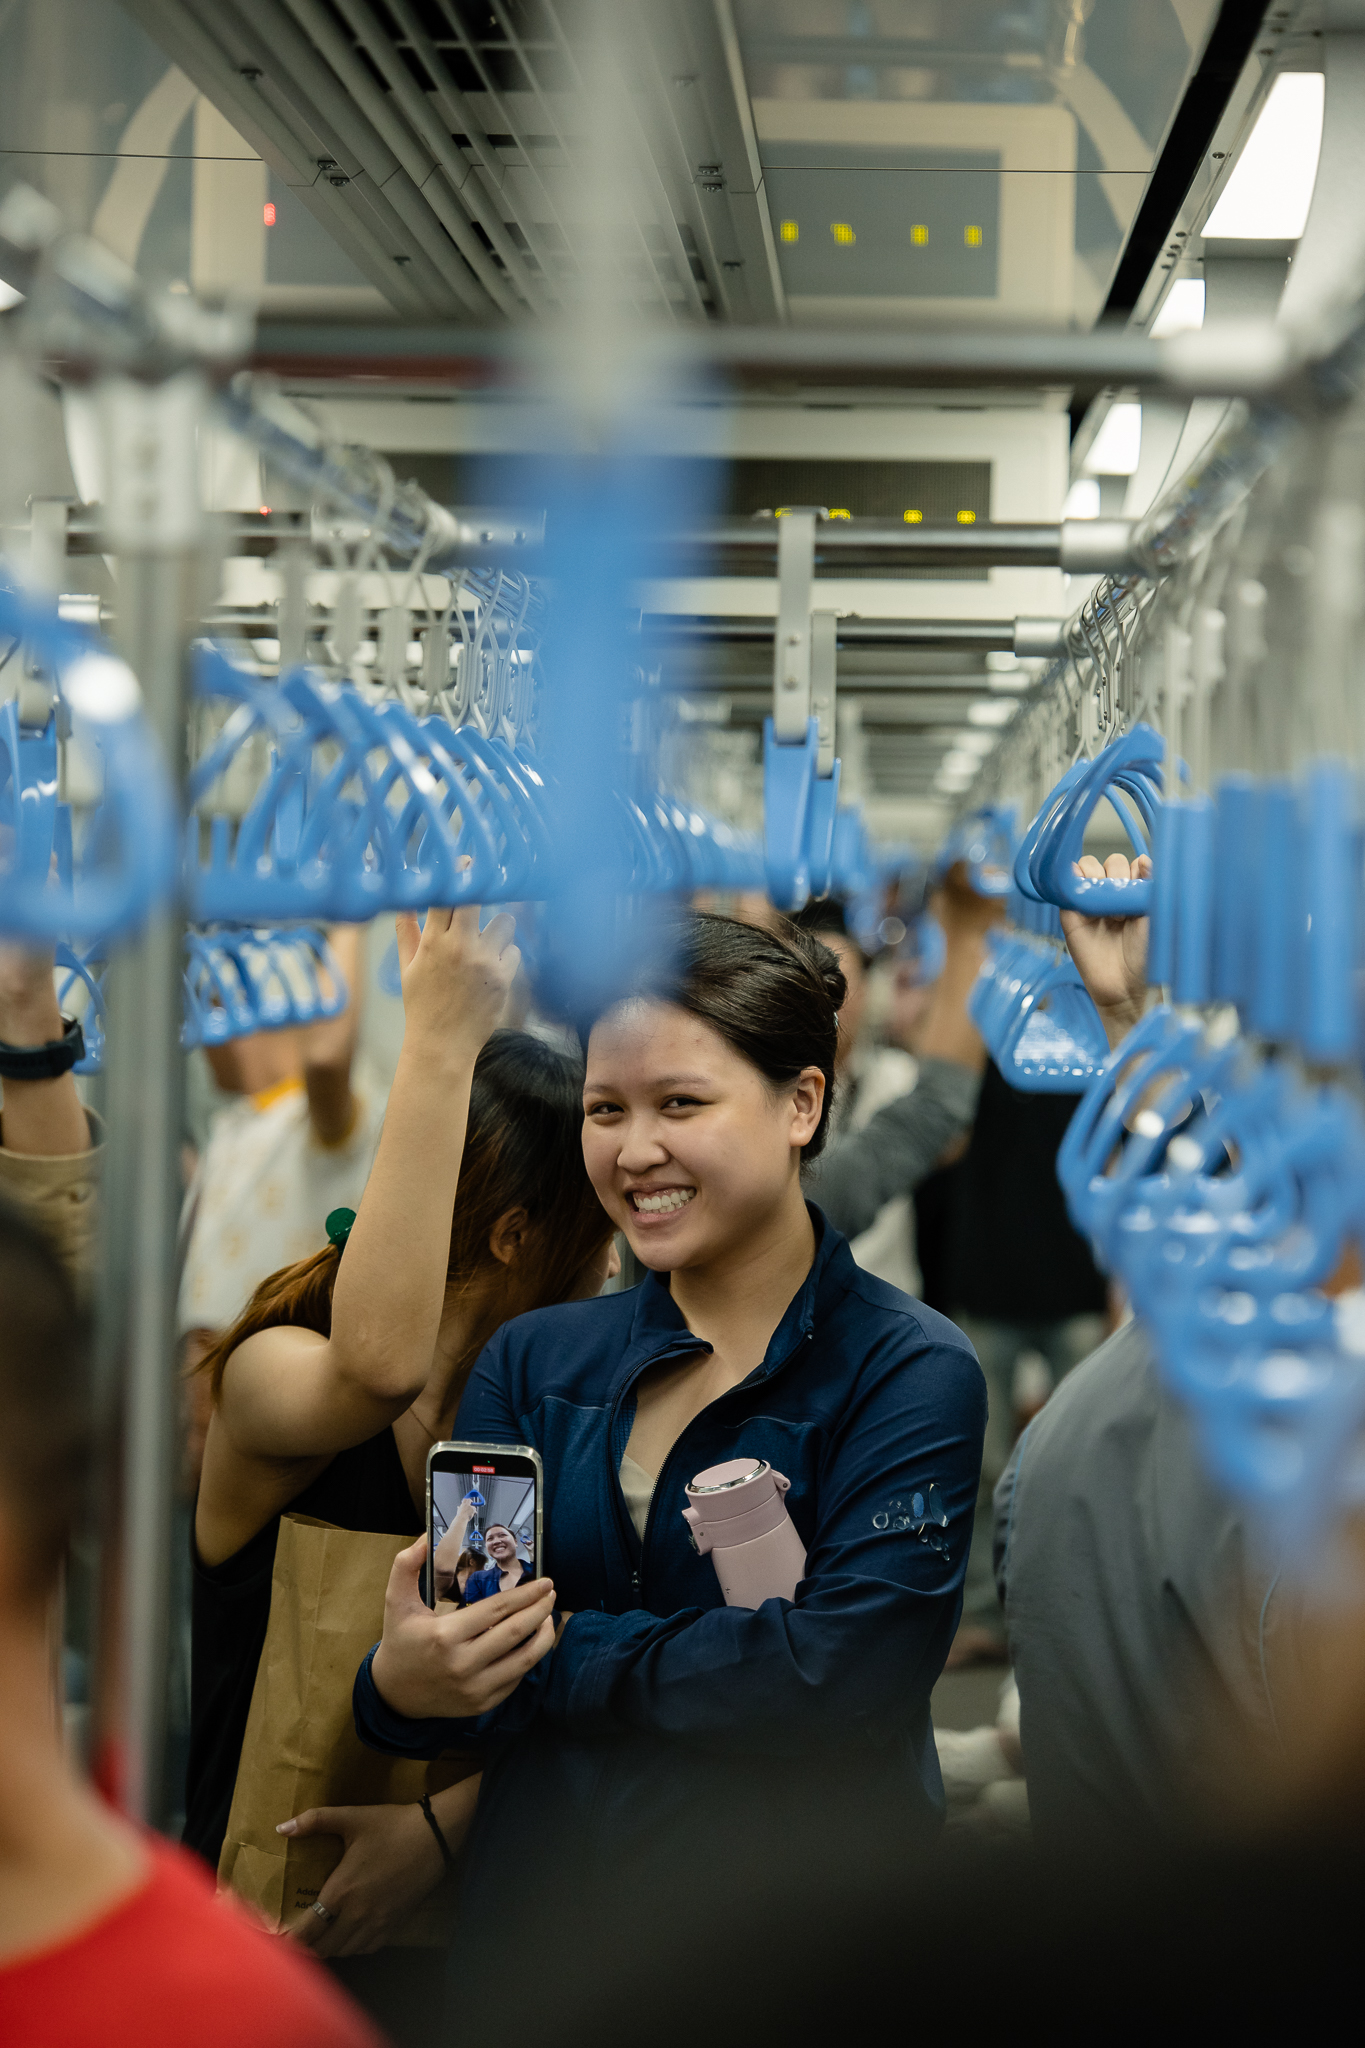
left=968, top=698, right=1017, bottom=726
left=1150, top=277, right=1205, bottom=337
left=1203, top=72, right=1324, bottom=239
left=940, top=749, right=980, bottom=776
left=935, top=768, right=974, bottom=793
left=0, top=275, right=23, bottom=310
left=1063, top=476, right=1101, bottom=519
left=953, top=728, right=997, bottom=755
left=1083, top=403, right=1142, bottom=477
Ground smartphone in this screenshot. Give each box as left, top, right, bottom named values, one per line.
left=425, top=1440, right=544, bottom=1609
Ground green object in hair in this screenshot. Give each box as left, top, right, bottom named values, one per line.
left=326, top=1207, right=356, bottom=1251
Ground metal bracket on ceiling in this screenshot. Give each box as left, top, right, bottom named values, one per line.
left=772, top=506, right=822, bottom=742
left=810, top=610, right=837, bottom=778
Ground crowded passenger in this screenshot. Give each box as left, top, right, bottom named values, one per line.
left=352, top=910, right=987, bottom=1913
left=0, top=1197, right=380, bottom=2045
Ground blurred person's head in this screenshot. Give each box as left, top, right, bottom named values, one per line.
left=793, top=901, right=870, bottom=1068
left=201, top=1030, right=616, bottom=1400
left=0, top=1203, right=89, bottom=1624
left=485, top=1525, right=518, bottom=1564
left=455, top=1550, right=481, bottom=1593
left=583, top=913, right=846, bottom=1276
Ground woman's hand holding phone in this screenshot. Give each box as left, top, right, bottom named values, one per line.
left=371, top=1534, right=558, bottom=1720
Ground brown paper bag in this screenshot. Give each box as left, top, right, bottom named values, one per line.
left=217, top=1514, right=478, bottom=1947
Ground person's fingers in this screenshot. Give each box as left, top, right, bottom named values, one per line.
left=1103, top=851, right=1134, bottom=882
left=420, top=905, right=456, bottom=940
left=484, top=1615, right=558, bottom=1707
left=480, top=910, right=518, bottom=956
left=453, top=1576, right=554, bottom=1637
left=1073, top=854, right=1105, bottom=879
left=1133, top=853, right=1153, bottom=880
left=450, top=1588, right=557, bottom=1672
left=394, top=912, right=422, bottom=971
left=276, top=1807, right=348, bottom=1842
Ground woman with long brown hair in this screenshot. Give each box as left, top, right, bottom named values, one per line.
left=184, top=907, right=615, bottom=1955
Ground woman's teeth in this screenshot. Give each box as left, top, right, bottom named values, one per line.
left=633, top=1188, right=696, bottom=1215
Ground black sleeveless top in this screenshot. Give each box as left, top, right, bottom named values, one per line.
left=184, top=1427, right=422, bottom=1870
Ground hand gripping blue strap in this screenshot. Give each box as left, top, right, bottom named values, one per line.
left=1059, top=1001, right=1365, bottom=1555
left=1014, top=723, right=1164, bottom=915
left=763, top=716, right=818, bottom=912
left=0, top=583, right=177, bottom=946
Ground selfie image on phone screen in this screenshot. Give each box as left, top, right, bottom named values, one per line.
left=428, top=1443, right=542, bottom=1607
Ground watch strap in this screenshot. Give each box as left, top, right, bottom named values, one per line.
left=0, top=1015, right=85, bottom=1081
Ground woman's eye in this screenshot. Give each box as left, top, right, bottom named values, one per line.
left=663, top=1095, right=704, bottom=1110
left=585, top=1101, right=621, bottom=1118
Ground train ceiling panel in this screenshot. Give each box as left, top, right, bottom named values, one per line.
left=93, top=0, right=1226, bottom=333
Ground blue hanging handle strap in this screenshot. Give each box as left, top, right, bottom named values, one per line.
left=0, top=584, right=177, bottom=945
left=936, top=804, right=1018, bottom=898
left=1016, top=724, right=1165, bottom=916
left=763, top=716, right=818, bottom=912
left=806, top=760, right=842, bottom=902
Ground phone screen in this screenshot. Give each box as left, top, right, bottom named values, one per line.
left=427, top=1443, right=542, bottom=1609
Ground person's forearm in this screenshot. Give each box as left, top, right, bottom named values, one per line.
left=428, top=1775, right=480, bottom=1850
left=327, top=1033, right=475, bottom=1400
left=0, top=978, right=90, bottom=1158
left=917, top=926, right=989, bottom=1072
left=813, top=1058, right=980, bottom=1237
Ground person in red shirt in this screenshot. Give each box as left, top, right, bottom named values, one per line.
left=0, top=1197, right=381, bottom=2047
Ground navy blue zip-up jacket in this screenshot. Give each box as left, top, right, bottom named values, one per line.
left=354, top=1206, right=985, bottom=1880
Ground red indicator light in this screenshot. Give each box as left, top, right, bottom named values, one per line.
left=472, top=1464, right=495, bottom=1474
left=263, top=201, right=276, bottom=226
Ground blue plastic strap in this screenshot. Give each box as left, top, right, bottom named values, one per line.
left=1248, top=782, right=1296, bottom=1041
left=1172, top=796, right=1214, bottom=1007
left=763, top=716, right=818, bottom=912
left=1300, top=758, right=1357, bottom=1062
left=806, top=761, right=842, bottom=901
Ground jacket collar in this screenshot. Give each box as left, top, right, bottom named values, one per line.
left=619, top=1201, right=852, bottom=1394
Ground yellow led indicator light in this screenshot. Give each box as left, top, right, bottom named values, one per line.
left=780, top=220, right=799, bottom=242
left=956, top=509, right=977, bottom=525
left=904, top=509, right=923, bottom=524
left=965, top=225, right=983, bottom=247
left=911, top=224, right=929, bottom=245
left=831, top=222, right=855, bottom=244
left=827, top=508, right=851, bottom=519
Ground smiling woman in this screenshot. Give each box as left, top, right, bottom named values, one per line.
left=355, top=911, right=988, bottom=1922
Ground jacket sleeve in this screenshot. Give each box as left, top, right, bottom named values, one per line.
left=0, top=1110, right=103, bottom=1297
left=356, top=1322, right=987, bottom=1764
left=811, top=1058, right=980, bottom=1238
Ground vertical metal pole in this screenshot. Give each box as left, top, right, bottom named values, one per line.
left=94, top=369, right=203, bottom=1829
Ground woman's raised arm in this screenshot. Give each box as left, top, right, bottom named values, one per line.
left=199, top=907, right=519, bottom=1518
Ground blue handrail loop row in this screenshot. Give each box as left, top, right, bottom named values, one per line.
left=970, top=927, right=1109, bottom=1093
left=1058, top=1007, right=1365, bottom=1555
left=53, top=927, right=350, bottom=1067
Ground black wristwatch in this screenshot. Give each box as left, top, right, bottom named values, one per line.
left=0, top=1015, right=85, bottom=1081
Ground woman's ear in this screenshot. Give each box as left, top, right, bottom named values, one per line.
left=488, top=1206, right=530, bottom=1267
left=789, top=1067, right=826, bottom=1149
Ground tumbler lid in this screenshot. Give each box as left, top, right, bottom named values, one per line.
left=688, top=1457, right=768, bottom=1494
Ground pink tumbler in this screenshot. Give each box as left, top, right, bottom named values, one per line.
left=682, top=1458, right=806, bottom=1608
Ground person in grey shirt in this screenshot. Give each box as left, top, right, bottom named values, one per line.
left=992, top=849, right=1309, bottom=1845
left=992, top=1316, right=1293, bottom=1845
left=812, top=864, right=998, bottom=1236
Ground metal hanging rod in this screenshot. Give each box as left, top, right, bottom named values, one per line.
left=641, top=615, right=1062, bottom=657
left=248, top=315, right=1365, bottom=409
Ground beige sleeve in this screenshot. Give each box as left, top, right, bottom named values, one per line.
left=0, top=1112, right=103, bottom=1296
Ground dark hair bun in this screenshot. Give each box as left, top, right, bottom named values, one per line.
left=782, top=920, right=849, bottom=1017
